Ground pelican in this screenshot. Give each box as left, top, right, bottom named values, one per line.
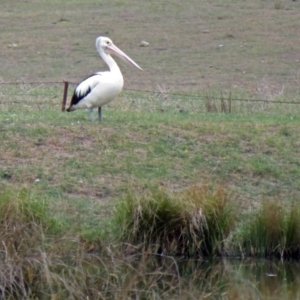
left=67, top=36, right=142, bottom=121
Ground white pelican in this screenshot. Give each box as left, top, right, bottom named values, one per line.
left=67, top=36, right=142, bottom=121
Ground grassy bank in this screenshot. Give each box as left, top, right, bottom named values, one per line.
left=1, top=184, right=300, bottom=299
left=1, top=86, right=300, bottom=298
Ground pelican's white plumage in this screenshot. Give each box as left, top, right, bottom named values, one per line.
left=67, top=36, right=142, bottom=121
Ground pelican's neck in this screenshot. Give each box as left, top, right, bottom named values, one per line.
left=99, top=48, right=122, bottom=75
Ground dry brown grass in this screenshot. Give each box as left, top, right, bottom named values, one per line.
left=1, top=0, right=300, bottom=99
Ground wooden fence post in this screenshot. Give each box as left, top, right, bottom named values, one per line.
left=62, top=81, right=69, bottom=112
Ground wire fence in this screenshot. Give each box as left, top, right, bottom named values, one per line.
left=0, top=80, right=299, bottom=115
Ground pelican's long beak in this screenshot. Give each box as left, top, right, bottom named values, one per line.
left=107, top=43, right=143, bottom=71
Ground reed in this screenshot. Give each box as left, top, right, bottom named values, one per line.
left=237, top=200, right=300, bottom=258
left=114, top=184, right=237, bottom=257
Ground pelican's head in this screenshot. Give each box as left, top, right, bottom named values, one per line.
left=96, top=36, right=143, bottom=71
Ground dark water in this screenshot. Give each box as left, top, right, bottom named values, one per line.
left=125, top=256, right=300, bottom=299
left=222, top=258, right=300, bottom=299
left=78, top=252, right=300, bottom=299
left=176, top=258, right=300, bottom=299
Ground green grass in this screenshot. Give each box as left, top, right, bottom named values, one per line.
left=114, top=184, right=237, bottom=257
left=236, top=200, right=300, bottom=259
left=1, top=101, right=300, bottom=204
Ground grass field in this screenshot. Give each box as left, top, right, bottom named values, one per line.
left=1, top=0, right=300, bottom=298
left=1, top=0, right=300, bottom=95
left=1, top=96, right=300, bottom=204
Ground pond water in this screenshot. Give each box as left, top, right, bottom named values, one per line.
left=125, top=256, right=300, bottom=299
left=209, top=258, right=300, bottom=299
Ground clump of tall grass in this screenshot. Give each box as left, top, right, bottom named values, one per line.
left=0, top=187, right=62, bottom=253
left=236, top=200, right=300, bottom=259
left=205, top=92, right=232, bottom=113
left=114, top=184, right=237, bottom=257
left=0, top=187, right=65, bottom=298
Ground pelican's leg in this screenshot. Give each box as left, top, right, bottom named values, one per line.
left=89, top=108, right=94, bottom=122
left=98, top=107, right=102, bottom=122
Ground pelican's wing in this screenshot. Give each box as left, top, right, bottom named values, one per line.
left=69, top=74, right=102, bottom=106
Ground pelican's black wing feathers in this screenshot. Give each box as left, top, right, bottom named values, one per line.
left=67, top=73, right=102, bottom=109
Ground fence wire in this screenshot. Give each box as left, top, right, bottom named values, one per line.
left=0, top=81, right=299, bottom=115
